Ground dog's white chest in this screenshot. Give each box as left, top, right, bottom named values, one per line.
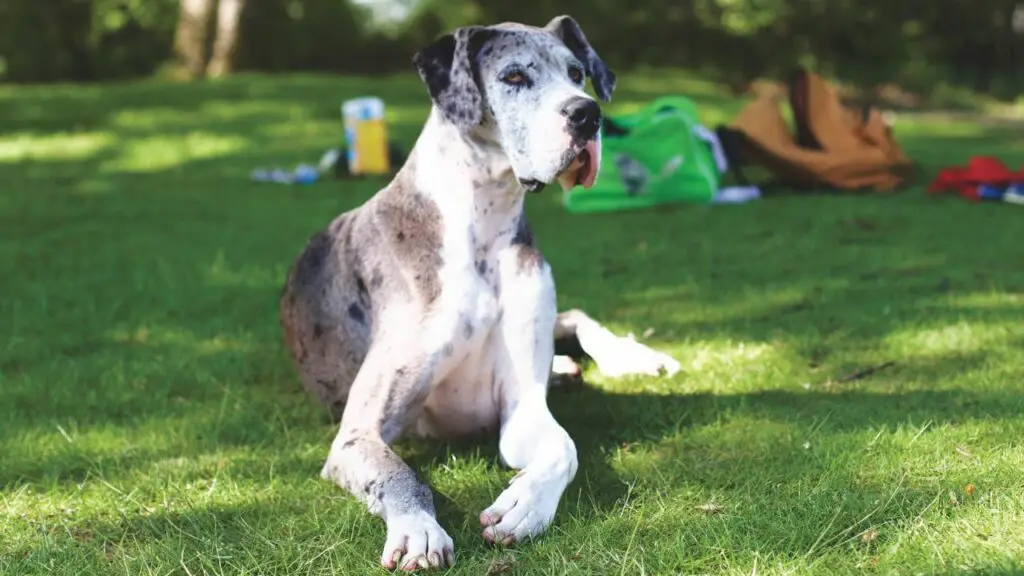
left=416, top=268, right=502, bottom=437
left=454, top=270, right=500, bottom=344
left=436, top=197, right=518, bottom=340
left=414, top=209, right=519, bottom=437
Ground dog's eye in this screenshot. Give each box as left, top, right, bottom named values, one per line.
left=502, top=71, right=527, bottom=86
left=568, top=66, right=584, bottom=84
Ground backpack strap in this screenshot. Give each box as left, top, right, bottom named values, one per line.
left=714, top=125, right=752, bottom=187
left=789, top=67, right=823, bottom=151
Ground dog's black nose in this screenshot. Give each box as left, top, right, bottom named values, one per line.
left=561, top=97, right=601, bottom=140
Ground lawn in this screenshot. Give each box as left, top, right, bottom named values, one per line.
left=1, top=71, right=1023, bottom=576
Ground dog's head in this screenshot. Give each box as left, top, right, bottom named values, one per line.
left=412, top=16, right=617, bottom=192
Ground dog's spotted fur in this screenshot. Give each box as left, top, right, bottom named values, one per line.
left=279, top=16, right=680, bottom=572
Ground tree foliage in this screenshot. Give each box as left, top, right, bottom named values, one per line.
left=0, top=0, right=1020, bottom=100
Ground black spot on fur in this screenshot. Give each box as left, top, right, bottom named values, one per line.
left=291, top=230, right=333, bottom=291
left=511, top=213, right=544, bottom=271
left=476, top=259, right=487, bottom=276
left=462, top=319, right=474, bottom=339
left=313, top=323, right=324, bottom=337
left=342, top=438, right=357, bottom=449
left=354, top=273, right=373, bottom=311
left=348, top=303, right=366, bottom=324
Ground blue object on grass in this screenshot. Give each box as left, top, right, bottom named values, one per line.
left=250, top=163, right=320, bottom=185
left=977, top=184, right=1006, bottom=201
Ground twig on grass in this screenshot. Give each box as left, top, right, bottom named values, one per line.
left=836, top=361, right=896, bottom=383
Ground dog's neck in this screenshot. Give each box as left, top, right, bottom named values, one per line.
left=403, top=107, right=529, bottom=248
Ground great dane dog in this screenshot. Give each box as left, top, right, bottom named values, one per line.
left=279, top=16, right=680, bottom=571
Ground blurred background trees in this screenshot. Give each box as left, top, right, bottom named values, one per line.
left=0, top=0, right=1020, bottom=102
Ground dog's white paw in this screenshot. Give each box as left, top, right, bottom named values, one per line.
left=479, top=469, right=564, bottom=545
left=380, top=510, right=455, bottom=571
left=550, top=355, right=582, bottom=379
left=593, top=334, right=681, bottom=378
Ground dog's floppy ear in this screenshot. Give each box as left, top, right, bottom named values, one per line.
left=412, top=26, right=495, bottom=130
left=544, top=15, right=617, bottom=102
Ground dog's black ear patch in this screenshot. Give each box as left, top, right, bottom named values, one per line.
left=413, top=26, right=496, bottom=130
left=413, top=34, right=457, bottom=102
left=544, top=15, right=617, bottom=102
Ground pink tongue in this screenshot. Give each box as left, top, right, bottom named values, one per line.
left=580, top=139, right=600, bottom=189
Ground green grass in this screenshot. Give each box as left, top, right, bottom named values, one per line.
left=2, top=71, right=1024, bottom=576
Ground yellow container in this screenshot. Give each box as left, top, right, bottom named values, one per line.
left=342, top=97, right=390, bottom=176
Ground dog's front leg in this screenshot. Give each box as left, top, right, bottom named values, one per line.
left=320, top=335, right=455, bottom=571
left=480, top=245, right=578, bottom=545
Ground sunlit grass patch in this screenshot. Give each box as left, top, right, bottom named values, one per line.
left=883, top=320, right=1021, bottom=359
left=0, top=131, right=116, bottom=163
left=98, top=132, right=250, bottom=173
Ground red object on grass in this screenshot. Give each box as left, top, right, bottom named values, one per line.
left=928, top=156, right=1024, bottom=201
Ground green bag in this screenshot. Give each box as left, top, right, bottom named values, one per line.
left=563, top=96, right=722, bottom=213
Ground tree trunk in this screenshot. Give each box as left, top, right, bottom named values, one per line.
left=206, top=0, right=246, bottom=78
left=173, top=0, right=215, bottom=79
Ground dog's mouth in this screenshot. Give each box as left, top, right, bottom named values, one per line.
left=556, top=139, right=601, bottom=192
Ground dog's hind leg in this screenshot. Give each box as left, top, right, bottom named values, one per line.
left=552, top=308, right=682, bottom=379
left=320, top=321, right=456, bottom=571
left=479, top=242, right=578, bottom=545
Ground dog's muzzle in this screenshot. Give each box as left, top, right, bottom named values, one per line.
left=554, top=97, right=603, bottom=191
left=518, top=98, right=604, bottom=194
